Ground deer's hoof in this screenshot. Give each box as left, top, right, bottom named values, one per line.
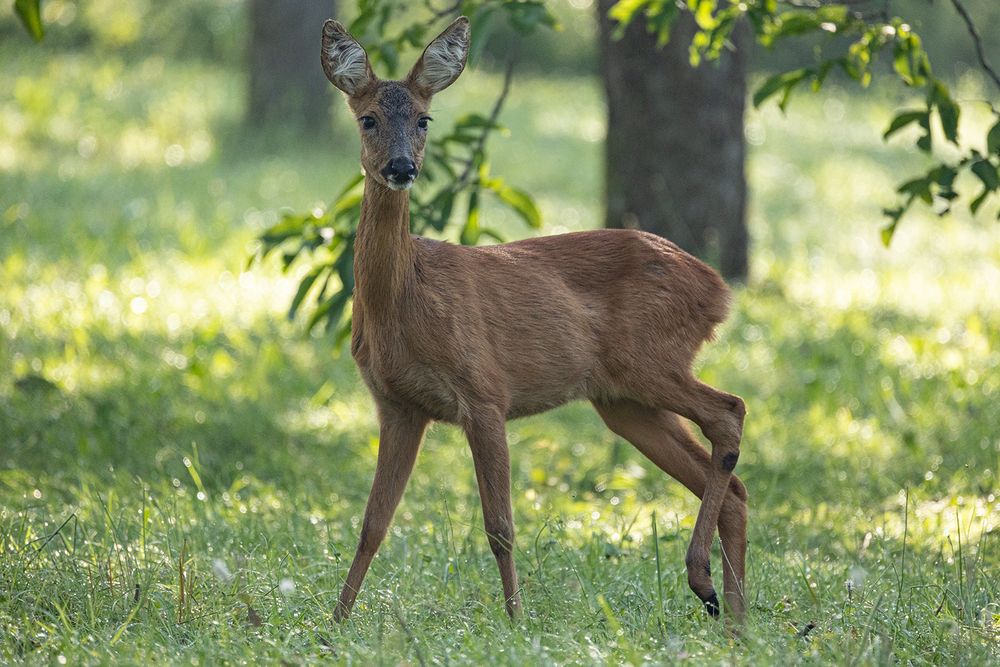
left=701, top=592, right=721, bottom=618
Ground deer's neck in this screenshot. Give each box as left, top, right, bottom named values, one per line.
left=354, top=177, right=414, bottom=315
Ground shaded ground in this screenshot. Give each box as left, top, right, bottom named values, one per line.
left=1, top=38, right=998, bottom=665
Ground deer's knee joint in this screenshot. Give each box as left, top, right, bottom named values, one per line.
left=728, top=475, right=749, bottom=502
left=729, top=475, right=749, bottom=505
left=728, top=395, right=746, bottom=420
left=720, top=451, right=739, bottom=473
left=685, top=548, right=709, bottom=575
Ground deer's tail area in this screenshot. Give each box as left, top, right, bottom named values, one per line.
left=705, top=265, right=732, bottom=337
left=680, top=250, right=733, bottom=344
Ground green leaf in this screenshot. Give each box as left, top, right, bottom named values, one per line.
left=454, top=113, right=505, bottom=132
left=690, top=0, right=717, bottom=31
left=376, top=43, right=399, bottom=77
left=646, top=2, right=680, bottom=47
left=753, top=73, right=788, bottom=109
left=468, top=6, right=500, bottom=66
left=335, top=171, right=365, bottom=200
left=811, top=59, right=839, bottom=92
left=400, top=23, right=428, bottom=49
left=332, top=192, right=363, bottom=219
left=880, top=202, right=910, bottom=246
left=929, top=165, right=957, bottom=190
left=971, top=159, right=1000, bottom=191
left=893, top=37, right=918, bottom=86
left=916, top=132, right=932, bottom=153
left=288, top=268, right=323, bottom=321
left=15, top=0, right=44, bottom=42
left=752, top=69, right=810, bottom=110
left=897, top=177, right=932, bottom=204
left=308, top=290, right=350, bottom=333
left=334, top=243, right=355, bottom=292
left=609, top=0, right=651, bottom=38
left=894, top=31, right=930, bottom=87
left=493, top=185, right=541, bottom=228
left=348, top=11, right=376, bottom=38
left=987, top=118, right=1000, bottom=155
left=427, top=190, right=455, bottom=231
left=503, top=0, right=560, bottom=34
left=281, top=250, right=301, bottom=272
left=478, top=227, right=506, bottom=243
left=441, top=131, right=480, bottom=146
left=430, top=151, right=457, bottom=180
left=767, top=9, right=845, bottom=41
left=460, top=189, right=481, bottom=246
left=883, top=110, right=927, bottom=141
left=260, top=214, right=310, bottom=247
left=930, top=81, right=959, bottom=145
left=970, top=189, right=990, bottom=215
left=333, top=316, right=353, bottom=348
left=880, top=220, right=898, bottom=247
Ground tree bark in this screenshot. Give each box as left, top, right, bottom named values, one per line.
left=247, top=0, right=336, bottom=132
left=597, top=4, right=749, bottom=281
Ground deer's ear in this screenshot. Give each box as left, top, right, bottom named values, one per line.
left=406, top=17, right=470, bottom=97
left=321, top=20, right=375, bottom=96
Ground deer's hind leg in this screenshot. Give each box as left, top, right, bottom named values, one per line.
left=593, top=399, right=747, bottom=620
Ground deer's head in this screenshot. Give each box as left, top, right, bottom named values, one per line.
left=321, top=17, right=470, bottom=191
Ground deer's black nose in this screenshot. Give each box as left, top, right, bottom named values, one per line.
left=382, top=157, right=417, bottom=183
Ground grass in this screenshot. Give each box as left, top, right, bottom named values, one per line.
left=1, top=35, right=999, bottom=665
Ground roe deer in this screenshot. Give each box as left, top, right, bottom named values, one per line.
left=321, top=16, right=748, bottom=622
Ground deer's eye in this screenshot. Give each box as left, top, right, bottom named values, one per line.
left=417, top=117, right=431, bottom=131
left=359, top=116, right=376, bottom=130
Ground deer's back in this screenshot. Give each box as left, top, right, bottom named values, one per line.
left=455, top=228, right=730, bottom=350
left=357, top=228, right=730, bottom=422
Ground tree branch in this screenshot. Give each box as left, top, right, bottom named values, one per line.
left=428, top=0, right=464, bottom=20
left=453, top=58, right=516, bottom=191
left=949, top=0, right=1000, bottom=91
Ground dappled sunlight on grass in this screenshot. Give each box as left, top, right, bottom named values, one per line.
left=1, top=31, right=998, bottom=665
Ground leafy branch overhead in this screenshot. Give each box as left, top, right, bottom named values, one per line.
left=13, top=0, right=44, bottom=41
left=252, top=1, right=555, bottom=337
left=609, top=0, right=1000, bottom=245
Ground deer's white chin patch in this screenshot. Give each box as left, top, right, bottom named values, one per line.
left=386, top=179, right=414, bottom=191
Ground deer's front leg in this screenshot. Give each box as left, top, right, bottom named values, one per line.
left=334, top=405, right=428, bottom=621
left=465, top=409, right=522, bottom=618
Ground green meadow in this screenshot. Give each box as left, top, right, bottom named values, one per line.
left=1, top=26, right=999, bottom=666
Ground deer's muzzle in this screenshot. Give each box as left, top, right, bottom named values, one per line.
left=382, top=157, right=418, bottom=190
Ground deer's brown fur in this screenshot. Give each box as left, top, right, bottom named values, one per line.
left=321, top=17, right=748, bottom=622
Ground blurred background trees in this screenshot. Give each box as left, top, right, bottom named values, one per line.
left=4, top=0, right=999, bottom=309
left=2, top=4, right=999, bottom=661
left=598, top=4, right=749, bottom=280
left=247, top=0, right=335, bottom=132
left=250, top=0, right=999, bottom=329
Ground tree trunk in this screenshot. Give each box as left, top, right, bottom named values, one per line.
left=597, top=4, right=749, bottom=281
left=247, top=0, right=335, bottom=132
